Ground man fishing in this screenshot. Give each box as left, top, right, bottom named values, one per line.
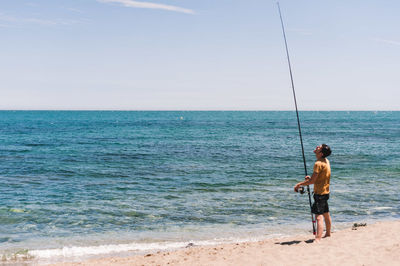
left=294, top=144, right=332, bottom=242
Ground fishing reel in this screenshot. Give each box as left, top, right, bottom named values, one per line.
left=298, top=186, right=305, bottom=194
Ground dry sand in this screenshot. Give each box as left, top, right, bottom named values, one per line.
left=53, top=220, right=400, bottom=266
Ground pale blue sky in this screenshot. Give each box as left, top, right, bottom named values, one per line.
left=0, top=0, right=399, bottom=110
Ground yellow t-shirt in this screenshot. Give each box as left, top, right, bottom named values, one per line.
left=313, top=159, right=331, bottom=195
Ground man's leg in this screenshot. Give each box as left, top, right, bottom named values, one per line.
left=315, top=214, right=324, bottom=241
left=323, top=212, right=331, bottom=237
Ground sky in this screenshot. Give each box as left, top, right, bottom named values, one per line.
left=0, top=0, right=399, bottom=110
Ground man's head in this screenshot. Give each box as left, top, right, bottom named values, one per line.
left=314, top=144, right=332, bottom=158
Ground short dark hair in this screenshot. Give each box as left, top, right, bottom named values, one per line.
left=321, top=144, right=331, bottom=158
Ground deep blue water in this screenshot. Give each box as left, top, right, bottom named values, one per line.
left=0, top=111, right=399, bottom=261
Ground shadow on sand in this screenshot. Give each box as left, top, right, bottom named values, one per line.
left=275, top=239, right=314, bottom=245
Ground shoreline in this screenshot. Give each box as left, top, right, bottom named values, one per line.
left=49, top=219, right=400, bottom=266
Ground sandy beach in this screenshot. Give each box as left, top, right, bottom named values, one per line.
left=51, top=219, right=400, bottom=266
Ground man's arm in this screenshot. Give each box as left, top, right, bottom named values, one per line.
left=294, top=172, right=318, bottom=192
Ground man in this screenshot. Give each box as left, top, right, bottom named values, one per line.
left=294, top=144, right=332, bottom=242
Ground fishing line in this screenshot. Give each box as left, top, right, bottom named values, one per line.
left=276, top=2, right=316, bottom=235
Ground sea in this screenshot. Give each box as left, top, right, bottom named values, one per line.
left=0, top=111, right=399, bottom=263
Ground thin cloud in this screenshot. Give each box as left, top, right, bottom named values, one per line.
left=62, top=7, right=84, bottom=14
left=26, top=2, right=39, bottom=7
left=0, top=12, right=82, bottom=26
left=374, top=38, right=400, bottom=46
left=98, top=0, right=194, bottom=14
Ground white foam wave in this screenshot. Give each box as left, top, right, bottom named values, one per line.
left=372, top=207, right=393, bottom=210
left=29, top=242, right=184, bottom=259
left=28, top=237, right=262, bottom=259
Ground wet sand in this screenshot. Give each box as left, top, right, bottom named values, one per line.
left=52, top=220, right=400, bottom=266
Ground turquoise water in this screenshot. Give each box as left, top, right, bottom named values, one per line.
left=0, top=111, right=399, bottom=261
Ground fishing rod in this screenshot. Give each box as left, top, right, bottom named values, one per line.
left=276, top=2, right=316, bottom=235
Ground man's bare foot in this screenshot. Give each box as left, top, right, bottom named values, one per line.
left=323, top=234, right=331, bottom=238
left=314, top=238, right=321, bottom=243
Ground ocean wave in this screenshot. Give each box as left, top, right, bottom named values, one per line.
left=27, top=237, right=261, bottom=260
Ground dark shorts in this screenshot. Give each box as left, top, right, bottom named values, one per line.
left=311, top=193, right=329, bottom=215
